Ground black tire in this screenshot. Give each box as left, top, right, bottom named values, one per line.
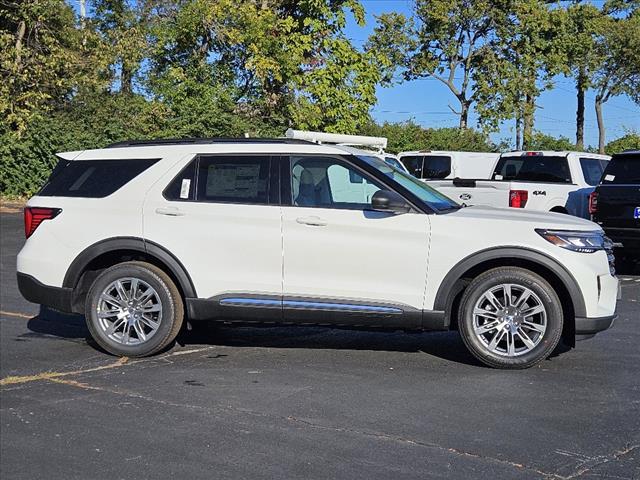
left=458, top=267, right=563, bottom=369
left=85, top=261, right=184, bottom=357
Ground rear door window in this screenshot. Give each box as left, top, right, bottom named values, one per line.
left=493, top=156, right=571, bottom=183
left=196, top=156, right=270, bottom=204
left=39, top=159, right=159, bottom=197
left=580, top=157, right=607, bottom=186
left=601, top=153, right=640, bottom=184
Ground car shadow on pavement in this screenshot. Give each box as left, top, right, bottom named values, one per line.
left=179, top=323, right=482, bottom=366
left=25, top=307, right=484, bottom=367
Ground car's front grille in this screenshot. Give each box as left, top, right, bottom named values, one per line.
left=603, top=235, right=616, bottom=276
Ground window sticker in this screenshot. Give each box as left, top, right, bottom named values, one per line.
left=180, top=178, right=191, bottom=199
left=604, top=174, right=615, bottom=182
left=206, top=164, right=260, bottom=198
left=495, top=174, right=503, bottom=180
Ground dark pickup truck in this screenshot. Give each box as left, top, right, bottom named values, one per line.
left=590, top=150, right=640, bottom=263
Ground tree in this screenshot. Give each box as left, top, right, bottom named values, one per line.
left=0, top=0, right=100, bottom=133
left=592, top=12, right=640, bottom=153
left=92, top=0, right=148, bottom=95
left=563, top=3, right=605, bottom=150
left=605, top=130, right=640, bottom=154
left=361, top=120, right=496, bottom=153
left=474, top=0, right=566, bottom=149
left=145, top=0, right=380, bottom=133
left=367, top=0, right=505, bottom=129
left=527, top=131, right=575, bottom=151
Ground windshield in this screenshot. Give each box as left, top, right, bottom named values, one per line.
left=384, top=157, right=405, bottom=171
left=359, top=155, right=460, bottom=212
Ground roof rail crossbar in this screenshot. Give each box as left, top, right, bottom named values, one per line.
left=105, top=137, right=315, bottom=148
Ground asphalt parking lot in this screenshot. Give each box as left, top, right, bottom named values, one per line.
left=1, top=210, right=639, bottom=480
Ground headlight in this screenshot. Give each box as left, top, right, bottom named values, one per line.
left=535, top=229, right=606, bottom=253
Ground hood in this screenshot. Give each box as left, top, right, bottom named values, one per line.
left=449, top=205, right=600, bottom=231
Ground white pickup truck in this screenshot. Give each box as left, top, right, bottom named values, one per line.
left=423, top=151, right=610, bottom=219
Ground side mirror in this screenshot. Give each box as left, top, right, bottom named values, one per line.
left=371, top=190, right=411, bottom=214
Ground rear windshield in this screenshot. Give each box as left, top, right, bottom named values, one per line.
left=400, top=155, right=451, bottom=179
left=601, top=153, right=640, bottom=184
left=492, top=155, right=571, bottom=183
left=39, top=159, right=158, bottom=197
left=580, top=157, right=609, bottom=186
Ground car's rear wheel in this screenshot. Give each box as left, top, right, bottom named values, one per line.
left=85, top=261, right=184, bottom=357
left=458, top=267, right=563, bottom=369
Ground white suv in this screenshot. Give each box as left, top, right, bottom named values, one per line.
left=17, top=138, right=619, bottom=368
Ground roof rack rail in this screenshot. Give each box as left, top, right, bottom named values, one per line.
left=105, top=137, right=314, bottom=148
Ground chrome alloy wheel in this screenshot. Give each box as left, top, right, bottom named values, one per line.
left=96, top=277, right=162, bottom=345
left=472, top=283, right=547, bottom=357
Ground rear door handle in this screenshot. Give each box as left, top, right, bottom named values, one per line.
left=155, top=207, right=186, bottom=217
left=296, top=216, right=328, bottom=227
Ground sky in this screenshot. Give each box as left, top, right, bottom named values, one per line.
left=347, top=0, right=639, bottom=148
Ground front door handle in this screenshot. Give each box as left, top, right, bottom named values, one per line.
left=155, top=207, right=186, bottom=217
left=296, top=216, right=328, bottom=227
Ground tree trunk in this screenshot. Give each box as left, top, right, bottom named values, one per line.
left=121, top=61, right=132, bottom=94
left=522, top=94, right=534, bottom=150
left=595, top=96, right=605, bottom=154
left=515, top=114, right=522, bottom=151
left=14, top=20, right=26, bottom=71
left=459, top=101, right=469, bottom=129
left=576, top=68, right=585, bottom=150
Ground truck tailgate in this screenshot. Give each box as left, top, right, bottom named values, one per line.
left=426, top=179, right=510, bottom=207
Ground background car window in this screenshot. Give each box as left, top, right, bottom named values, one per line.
left=291, top=156, right=382, bottom=209
left=422, top=155, right=451, bottom=179
left=601, top=153, right=640, bottom=184
left=196, top=156, right=269, bottom=204
left=400, top=156, right=423, bottom=178
left=493, top=156, right=571, bottom=183
left=580, top=157, right=607, bottom=186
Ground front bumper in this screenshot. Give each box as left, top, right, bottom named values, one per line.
left=17, top=272, right=73, bottom=313
left=575, top=314, right=617, bottom=335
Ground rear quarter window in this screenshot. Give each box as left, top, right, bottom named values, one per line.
left=39, top=159, right=159, bottom=198
left=580, top=157, right=607, bottom=186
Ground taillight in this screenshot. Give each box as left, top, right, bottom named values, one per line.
left=588, top=191, right=598, bottom=215
left=509, top=190, right=528, bottom=208
left=24, top=207, right=61, bottom=238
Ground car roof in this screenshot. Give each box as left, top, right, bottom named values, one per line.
left=501, top=151, right=610, bottom=159
left=57, top=141, right=364, bottom=161
left=397, top=150, right=499, bottom=157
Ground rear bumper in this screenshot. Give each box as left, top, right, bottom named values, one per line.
left=17, top=272, right=73, bottom=313
left=575, top=314, right=617, bottom=335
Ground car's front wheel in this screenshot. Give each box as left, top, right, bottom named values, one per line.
left=458, top=267, right=563, bottom=369
left=85, top=261, right=184, bottom=357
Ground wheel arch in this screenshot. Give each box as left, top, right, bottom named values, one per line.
left=434, top=247, right=586, bottom=347
left=63, top=237, right=196, bottom=313
left=550, top=206, right=568, bottom=214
